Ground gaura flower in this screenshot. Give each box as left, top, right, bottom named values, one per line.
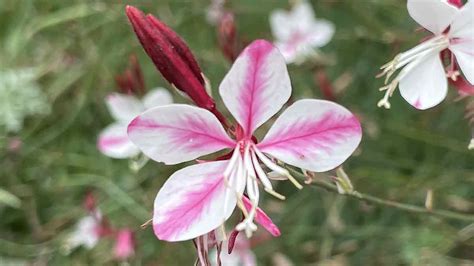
left=269, top=0, right=335, bottom=64
left=66, top=214, right=103, bottom=250
left=128, top=40, right=362, bottom=241
left=377, top=0, right=474, bottom=110
left=114, top=229, right=135, bottom=261
left=97, top=89, right=173, bottom=159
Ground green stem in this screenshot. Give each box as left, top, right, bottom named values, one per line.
left=287, top=168, right=474, bottom=222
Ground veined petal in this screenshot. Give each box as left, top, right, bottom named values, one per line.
left=128, top=104, right=235, bottom=164
left=258, top=100, right=362, bottom=172
left=105, top=93, right=144, bottom=122
left=142, top=88, right=173, bottom=109
left=97, top=123, right=140, bottom=159
left=153, top=161, right=237, bottom=241
left=449, top=0, right=473, bottom=39
left=242, top=196, right=281, bottom=237
left=407, top=0, right=458, bottom=34
left=219, top=40, right=291, bottom=137
left=399, top=53, right=448, bottom=109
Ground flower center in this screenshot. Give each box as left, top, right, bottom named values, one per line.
left=377, top=34, right=450, bottom=109
left=222, top=140, right=302, bottom=237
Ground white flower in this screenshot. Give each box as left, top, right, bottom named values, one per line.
left=0, top=69, right=50, bottom=132
left=377, top=0, right=474, bottom=110
left=65, top=213, right=102, bottom=250
left=269, top=0, right=335, bottom=64
left=97, top=88, right=173, bottom=159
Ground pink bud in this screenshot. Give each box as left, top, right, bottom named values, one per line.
left=315, top=69, right=337, bottom=102
left=115, top=55, right=146, bottom=95
left=447, top=0, right=463, bottom=8
left=218, top=12, right=240, bottom=62
left=451, top=76, right=474, bottom=96
left=114, top=229, right=135, bottom=260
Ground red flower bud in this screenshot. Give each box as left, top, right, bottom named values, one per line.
left=315, top=69, right=337, bottom=102
left=125, top=6, right=213, bottom=110
left=451, top=76, right=474, bottom=96
left=115, top=55, right=145, bottom=95
left=217, top=12, right=240, bottom=62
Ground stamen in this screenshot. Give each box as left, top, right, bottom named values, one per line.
left=264, top=187, right=286, bottom=200
left=254, top=147, right=303, bottom=190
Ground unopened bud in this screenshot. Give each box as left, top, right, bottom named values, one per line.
left=333, top=167, right=354, bottom=195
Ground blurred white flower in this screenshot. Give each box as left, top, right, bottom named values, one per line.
left=0, top=69, right=50, bottom=132
left=65, top=212, right=102, bottom=250
left=97, top=88, right=173, bottom=159
left=269, top=0, right=335, bottom=64
left=206, top=0, right=226, bottom=25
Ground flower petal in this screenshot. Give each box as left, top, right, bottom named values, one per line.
left=153, top=161, right=237, bottom=241
left=451, top=39, right=474, bottom=84
left=407, top=0, right=458, bottom=34
left=449, top=1, right=474, bottom=84
left=128, top=104, right=235, bottom=164
left=142, top=88, right=173, bottom=109
left=257, top=100, right=362, bottom=172
left=399, top=53, right=448, bottom=110
left=219, top=40, right=291, bottom=137
left=242, top=196, right=281, bottom=237
left=97, top=123, right=140, bottom=159
left=449, top=0, right=473, bottom=39
left=105, top=93, right=144, bottom=122
left=308, top=20, right=335, bottom=48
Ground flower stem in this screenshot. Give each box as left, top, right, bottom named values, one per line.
left=287, top=168, right=474, bottom=222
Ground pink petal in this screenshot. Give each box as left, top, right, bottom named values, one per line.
left=407, top=0, right=458, bottom=35
left=105, top=93, right=144, bottom=122
left=128, top=104, right=235, bottom=165
left=399, top=53, right=448, bottom=110
left=97, top=123, right=140, bottom=159
left=142, top=88, right=173, bottom=109
left=257, top=100, right=362, bottom=172
left=219, top=40, right=291, bottom=137
left=153, top=161, right=237, bottom=241
left=242, top=196, right=281, bottom=237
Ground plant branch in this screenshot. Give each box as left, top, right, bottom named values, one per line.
left=288, top=168, right=474, bottom=222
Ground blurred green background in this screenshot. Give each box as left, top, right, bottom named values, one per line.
left=1, top=0, right=473, bottom=265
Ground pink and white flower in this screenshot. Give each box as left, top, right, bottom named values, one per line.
left=128, top=40, right=361, bottom=241
left=377, top=0, right=474, bottom=110
left=269, top=0, right=335, bottom=64
left=97, top=88, right=173, bottom=159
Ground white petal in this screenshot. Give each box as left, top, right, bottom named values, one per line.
left=399, top=53, right=448, bottom=110
left=128, top=104, right=235, bottom=165
left=307, top=20, right=335, bottom=48
left=258, top=100, right=362, bottom=172
left=219, top=40, right=291, bottom=137
left=97, top=123, right=140, bottom=159
left=407, top=0, right=458, bottom=34
left=105, top=93, right=144, bottom=122
left=450, top=39, right=474, bottom=84
left=270, top=10, right=293, bottom=41
left=449, top=0, right=474, bottom=39
left=142, top=88, right=174, bottom=109
left=153, top=161, right=237, bottom=241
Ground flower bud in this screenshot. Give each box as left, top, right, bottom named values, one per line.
left=218, top=12, right=240, bottom=62
left=115, top=54, right=145, bottom=95
left=125, top=6, right=215, bottom=111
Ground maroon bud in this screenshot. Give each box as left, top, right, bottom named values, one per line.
left=217, top=12, right=240, bottom=62
left=315, top=69, right=337, bottom=102
left=227, top=229, right=240, bottom=254
left=451, top=76, right=474, bottom=96
left=115, top=55, right=145, bottom=95
left=126, top=6, right=213, bottom=109
left=83, top=191, right=96, bottom=212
